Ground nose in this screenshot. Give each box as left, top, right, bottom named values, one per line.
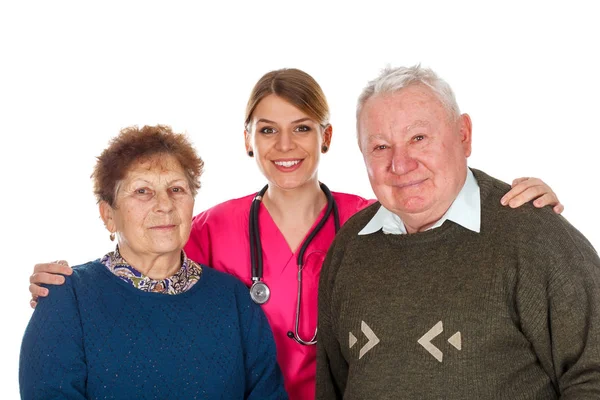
left=391, top=146, right=418, bottom=175
left=154, top=190, right=174, bottom=213
left=275, top=130, right=296, bottom=152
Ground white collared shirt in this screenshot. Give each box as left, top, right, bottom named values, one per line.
left=358, top=168, right=481, bottom=235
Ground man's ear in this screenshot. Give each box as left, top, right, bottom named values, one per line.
left=99, top=201, right=116, bottom=233
left=459, top=113, right=473, bottom=157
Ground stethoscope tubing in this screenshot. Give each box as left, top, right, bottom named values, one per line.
left=249, top=182, right=340, bottom=345
left=250, top=185, right=269, bottom=282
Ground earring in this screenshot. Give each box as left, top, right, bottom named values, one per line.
left=321, top=145, right=328, bottom=153
left=248, top=150, right=254, bottom=157
left=110, top=232, right=115, bottom=241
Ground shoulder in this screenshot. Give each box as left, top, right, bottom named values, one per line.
left=331, top=191, right=376, bottom=224
left=501, top=204, right=600, bottom=299
left=199, top=266, right=259, bottom=314
left=475, top=168, right=567, bottom=229
left=513, top=208, right=597, bottom=262
left=474, top=168, right=599, bottom=268
left=191, top=194, right=254, bottom=228
left=68, top=260, right=111, bottom=285
left=45, top=260, right=106, bottom=291
left=200, top=265, right=249, bottom=292
left=474, top=169, right=574, bottom=236
left=36, top=260, right=106, bottom=311
left=471, top=168, right=525, bottom=213
left=319, top=201, right=381, bottom=302
left=332, top=200, right=381, bottom=245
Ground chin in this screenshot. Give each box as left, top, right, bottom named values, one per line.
left=385, top=196, right=432, bottom=215
left=149, top=241, right=184, bottom=255
left=272, top=178, right=311, bottom=191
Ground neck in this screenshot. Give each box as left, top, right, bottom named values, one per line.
left=117, top=245, right=182, bottom=280
left=402, top=210, right=448, bottom=234
left=262, top=179, right=327, bottom=222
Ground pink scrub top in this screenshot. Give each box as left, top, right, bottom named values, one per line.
left=184, top=190, right=373, bottom=400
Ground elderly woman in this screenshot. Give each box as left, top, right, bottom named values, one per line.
left=19, top=125, right=287, bottom=399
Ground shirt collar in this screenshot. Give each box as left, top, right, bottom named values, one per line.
left=358, top=168, right=481, bottom=235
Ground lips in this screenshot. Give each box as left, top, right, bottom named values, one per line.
left=272, top=159, right=304, bottom=172
left=391, top=178, right=428, bottom=189
left=273, top=159, right=302, bottom=166
left=149, top=224, right=177, bottom=230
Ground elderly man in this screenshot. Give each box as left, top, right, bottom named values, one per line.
left=316, top=65, right=600, bottom=399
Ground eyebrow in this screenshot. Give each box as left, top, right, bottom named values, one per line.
left=256, top=118, right=276, bottom=125
left=128, top=178, right=151, bottom=185
left=365, top=121, right=430, bottom=141
left=256, top=117, right=314, bottom=125
left=291, top=117, right=313, bottom=124
left=366, top=134, right=387, bottom=141
left=128, top=177, right=188, bottom=186
left=407, top=120, right=430, bottom=131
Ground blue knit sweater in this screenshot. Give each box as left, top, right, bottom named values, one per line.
left=19, top=261, right=288, bottom=399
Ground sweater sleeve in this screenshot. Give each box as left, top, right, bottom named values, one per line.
left=516, top=218, right=600, bottom=399
left=316, top=234, right=348, bottom=400
left=237, top=284, right=288, bottom=400
left=19, top=276, right=87, bottom=399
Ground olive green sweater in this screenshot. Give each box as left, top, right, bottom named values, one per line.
left=316, top=169, right=600, bottom=399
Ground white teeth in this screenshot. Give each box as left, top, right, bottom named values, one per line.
left=274, top=160, right=300, bottom=167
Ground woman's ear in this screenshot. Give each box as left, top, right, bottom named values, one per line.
left=244, top=129, right=252, bottom=155
left=322, top=124, right=333, bottom=150
left=99, top=201, right=116, bottom=233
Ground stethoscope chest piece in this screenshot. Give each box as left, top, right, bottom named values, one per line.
left=250, top=281, right=270, bottom=304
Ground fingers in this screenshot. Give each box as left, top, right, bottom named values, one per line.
left=29, top=283, right=48, bottom=297
left=511, top=177, right=529, bottom=186
left=502, top=177, right=563, bottom=211
left=502, top=185, right=547, bottom=208
left=33, top=260, right=72, bottom=275
left=30, top=271, right=66, bottom=285
left=510, top=177, right=545, bottom=192
left=531, top=192, right=558, bottom=208
left=28, top=261, right=71, bottom=308
left=503, top=178, right=537, bottom=205
left=532, top=193, right=564, bottom=215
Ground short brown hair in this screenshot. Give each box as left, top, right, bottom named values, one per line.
left=92, top=125, right=204, bottom=207
left=244, top=68, right=330, bottom=129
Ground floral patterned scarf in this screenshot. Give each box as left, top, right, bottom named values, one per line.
left=100, top=246, right=202, bottom=294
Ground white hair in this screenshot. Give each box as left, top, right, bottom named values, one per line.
left=356, top=64, right=461, bottom=129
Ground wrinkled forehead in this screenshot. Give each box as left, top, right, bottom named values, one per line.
left=118, top=154, right=187, bottom=188
left=129, top=153, right=183, bottom=173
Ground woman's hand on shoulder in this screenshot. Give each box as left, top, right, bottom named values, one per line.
left=501, top=177, right=564, bottom=214
left=29, top=260, right=72, bottom=309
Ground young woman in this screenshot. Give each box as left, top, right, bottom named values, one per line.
left=28, top=68, right=563, bottom=400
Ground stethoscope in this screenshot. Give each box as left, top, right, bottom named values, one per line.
left=249, top=182, right=340, bottom=346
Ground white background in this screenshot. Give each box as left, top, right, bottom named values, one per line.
left=1, top=1, right=598, bottom=397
